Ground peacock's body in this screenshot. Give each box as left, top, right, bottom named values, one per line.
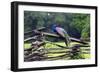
left=51, top=24, right=71, bottom=47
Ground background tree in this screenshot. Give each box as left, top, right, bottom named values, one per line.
left=24, top=11, right=90, bottom=39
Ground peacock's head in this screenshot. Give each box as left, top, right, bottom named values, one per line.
left=50, top=24, right=58, bottom=32
left=51, top=24, right=58, bottom=28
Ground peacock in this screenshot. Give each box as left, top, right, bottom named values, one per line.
left=51, top=24, right=71, bottom=47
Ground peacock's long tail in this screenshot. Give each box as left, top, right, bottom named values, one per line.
left=64, top=34, right=71, bottom=48
left=65, top=38, right=70, bottom=47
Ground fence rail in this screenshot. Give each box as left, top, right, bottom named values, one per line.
left=24, top=29, right=90, bottom=62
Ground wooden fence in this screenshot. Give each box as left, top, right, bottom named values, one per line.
left=24, top=29, right=90, bottom=62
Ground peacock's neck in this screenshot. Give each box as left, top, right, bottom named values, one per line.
left=51, top=26, right=56, bottom=32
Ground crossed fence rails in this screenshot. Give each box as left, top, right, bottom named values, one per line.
left=24, top=28, right=90, bottom=61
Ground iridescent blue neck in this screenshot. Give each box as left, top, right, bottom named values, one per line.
left=51, top=25, right=57, bottom=32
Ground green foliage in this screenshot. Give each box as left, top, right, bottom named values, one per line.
left=81, top=16, right=90, bottom=38
left=24, top=11, right=90, bottom=39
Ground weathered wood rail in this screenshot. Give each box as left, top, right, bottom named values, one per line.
left=24, top=28, right=90, bottom=62
left=24, top=43, right=90, bottom=61
left=24, top=31, right=88, bottom=44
